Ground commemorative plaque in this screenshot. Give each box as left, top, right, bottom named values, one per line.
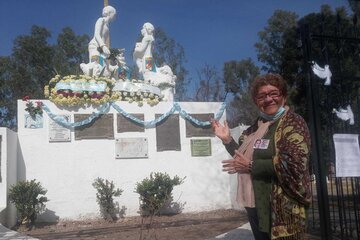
left=156, top=114, right=181, bottom=151
left=185, top=113, right=214, bottom=137
left=191, top=139, right=212, bottom=157
left=74, top=114, right=114, bottom=140
left=115, top=137, right=148, bottom=159
left=117, top=113, right=145, bottom=133
left=49, top=115, right=71, bottom=142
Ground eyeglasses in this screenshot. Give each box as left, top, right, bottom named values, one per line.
left=255, top=90, right=282, bottom=101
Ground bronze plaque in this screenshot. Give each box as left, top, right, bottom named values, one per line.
left=156, top=114, right=181, bottom=151
left=191, top=139, right=212, bottom=157
left=117, top=114, right=145, bottom=133
left=75, top=114, right=114, bottom=140
left=185, top=114, right=214, bottom=137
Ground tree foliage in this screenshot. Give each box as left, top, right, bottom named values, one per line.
left=53, top=27, right=89, bottom=76
left=223, top=58, right=260, bottom=127
left=0, top=25, right=89, bottom=130
left=191, top=64, right=225, bottom=102
left=152, top=28, right=189, bottom=101
left=255, top=10, right=299, bottom=74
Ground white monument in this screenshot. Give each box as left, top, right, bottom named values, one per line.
left=133, top=22, right=176, bottom=101
left=79, top=6, right=176, bottom=102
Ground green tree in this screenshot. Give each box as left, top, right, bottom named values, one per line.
left=0, top=26, right=53, bottom=130
left=0, top=25, right=89, bottom=130
left=53, top=27, right=89, bottom=76
left=0, top=56, right=15, bottom=128
left=223, top=58, right=260, bottom=127
left=348, top=0, right=360, bottom=17
left=255, top=10, right=299, bottom=74
left=152, top=28, right=189, bottom=101
left=192, top=64, right=225, bottom=102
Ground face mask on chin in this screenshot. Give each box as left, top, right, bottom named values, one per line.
left=259, top=106, right=286, bottom=121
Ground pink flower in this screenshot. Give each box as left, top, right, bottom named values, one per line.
left=22, top=96, right=30, bottom=102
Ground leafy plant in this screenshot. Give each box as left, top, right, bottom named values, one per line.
left=135, top=172, right=185, bottom=216
left=22, top=96, right=43, bottom=118
left=92, top=177, right=123, bottom=221
left=8, top=179, right=48, bottom=226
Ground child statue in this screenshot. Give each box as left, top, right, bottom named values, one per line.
left=133, top=22, right=176, bottom=101
left=80, top=6, right=117, bottom=77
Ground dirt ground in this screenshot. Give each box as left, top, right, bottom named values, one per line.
left=17, top=209, right=248, bottom=240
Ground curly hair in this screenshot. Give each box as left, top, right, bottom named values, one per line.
left=250, top=73, right=288, bottom=102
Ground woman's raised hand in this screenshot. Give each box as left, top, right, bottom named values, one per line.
left=211, top=119, right=232, bottom=144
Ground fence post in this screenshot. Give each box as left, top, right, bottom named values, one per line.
left=300, top=23, right=332, bottom=240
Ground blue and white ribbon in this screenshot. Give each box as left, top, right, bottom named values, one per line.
left=42, top=103, right=110, bottom=128
left=42, top=102, right=226, bottom=129
left=55, top=81, right=107, bottom=92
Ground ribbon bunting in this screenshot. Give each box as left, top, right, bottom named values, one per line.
left=41, top=102, right=226, bottom=129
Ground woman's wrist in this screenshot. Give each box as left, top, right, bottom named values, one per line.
left=248, top=160, right=253, bottom=173
left=222, top=136, right=232, bottom=144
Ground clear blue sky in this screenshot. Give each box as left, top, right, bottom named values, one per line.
left=0, top=0, right=350, bottom=81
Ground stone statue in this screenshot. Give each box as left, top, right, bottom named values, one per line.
left=80, top=5, right=117, bottom=77
left=133, top=22, right=176, bottom=101
left=89, top=5, right=116, bottom=61
left=133, top=22, right=155, bottom=74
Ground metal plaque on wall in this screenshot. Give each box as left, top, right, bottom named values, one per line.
left=191, top=139, right=212, bottom=157
left=117, top=113, right=145, bottom=133
left=185, top=113, right=214, bottom=137
left=156, top=114, right=181, bottom=151
left=49, top=115, right=71, bottom=142
left=115, top=137, right=148, bottom=159
left=74, top=114, right=114, bottom=140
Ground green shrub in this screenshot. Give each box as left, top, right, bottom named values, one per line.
left=92, top=177, right=123, bottom=221
left=135, top=172, right=185, bottom=216
left=8, top=179, right=48, bottom=226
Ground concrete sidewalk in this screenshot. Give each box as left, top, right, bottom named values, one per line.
left=0, top=224, right=38, bottom=240
left=210, top=222, right=255, bottom=240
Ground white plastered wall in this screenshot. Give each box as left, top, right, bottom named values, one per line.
left=17, top=100, right=238, bottom=221
left=0, top=128, right=18, bottom=227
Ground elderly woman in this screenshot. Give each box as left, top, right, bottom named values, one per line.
left=212, top=73, right=312, bottom=240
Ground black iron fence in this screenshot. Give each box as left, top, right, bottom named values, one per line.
left=300, top=14, right=360, bottom=240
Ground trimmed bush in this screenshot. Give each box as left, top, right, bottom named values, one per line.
left=8, top=179, right=48, bottom=226
left=135, top=172, right=185, bottom=216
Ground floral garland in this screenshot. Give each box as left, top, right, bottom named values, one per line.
left=44, top=75, right=118, bottom=107
left=119, top=89, right=160, bottom=107
left=44, top=75, right=163, bottom=107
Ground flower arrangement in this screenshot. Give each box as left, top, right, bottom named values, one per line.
left=23, top=96, right=43, bottom=118
left=44, top=75, right=163, bottom=107
left=117, top=79, right=161, bottom=107
left=44, top=75, right=119, bottom=107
